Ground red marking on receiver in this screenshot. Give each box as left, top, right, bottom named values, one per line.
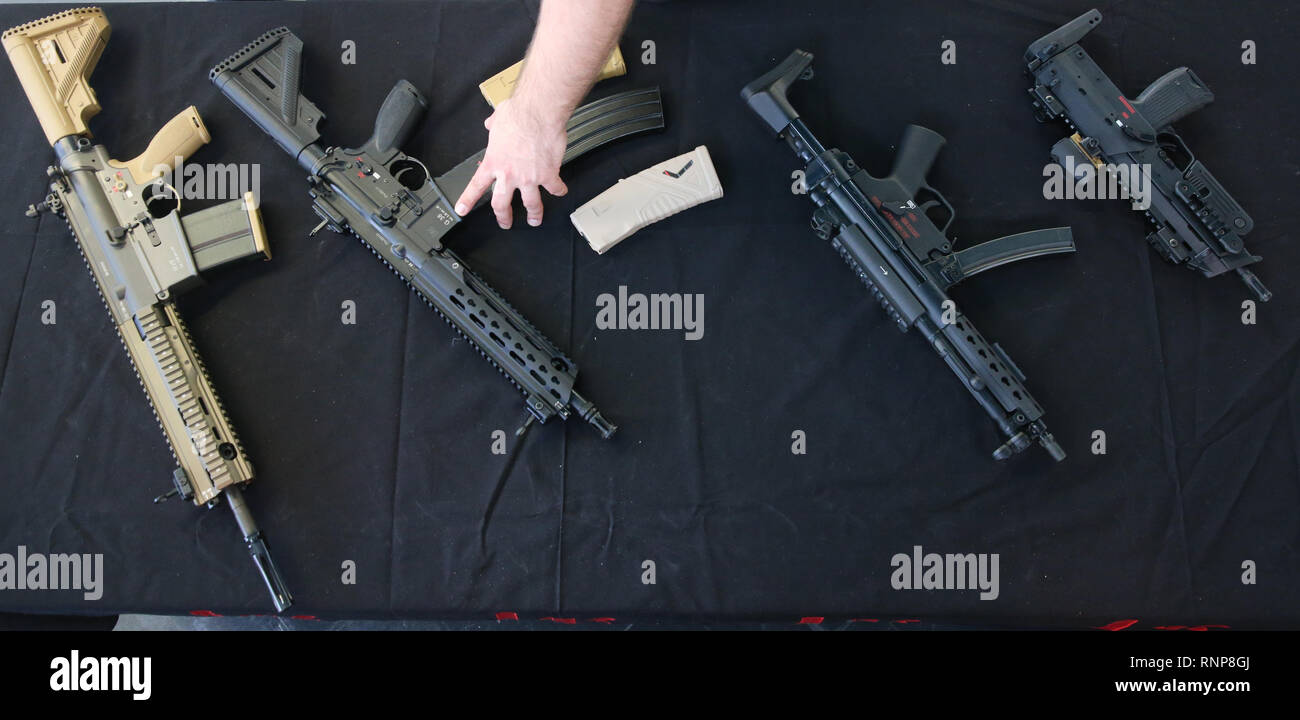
left=1118, top=96, right=1136, bottom=114
left=495, top=612, right=519, bottom=621
left=799, top=617, right=824, bottom=625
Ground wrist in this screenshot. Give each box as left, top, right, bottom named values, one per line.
left=508, top=93, right=571, bottom=136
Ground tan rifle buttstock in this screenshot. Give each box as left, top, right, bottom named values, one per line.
left=2, top=7, right=110, bottom=145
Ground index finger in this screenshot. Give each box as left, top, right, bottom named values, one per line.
left=454, top=163, right=495, bottom=216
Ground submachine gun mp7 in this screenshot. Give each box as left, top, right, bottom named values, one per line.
left=1026, top=9, right=1270, bottom=301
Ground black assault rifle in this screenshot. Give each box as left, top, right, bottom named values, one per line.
left=213, top=28, right=665, bottom=438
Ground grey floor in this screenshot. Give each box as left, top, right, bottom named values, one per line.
left=112, top=614, right=580, bottom=630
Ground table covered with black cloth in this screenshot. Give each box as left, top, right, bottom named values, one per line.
left=0, top=0, right=1294, bottom=627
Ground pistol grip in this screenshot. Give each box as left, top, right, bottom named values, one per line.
left=361, top=80, right=427, bottom=163
left=1132, top=67, right=1214, bottom=131
left=109, top=106, right=211, bottom=185
left=888, top=124, right=945, bottom=197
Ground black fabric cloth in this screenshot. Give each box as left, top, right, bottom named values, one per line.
left=0, top=0, right=1294, bottom=626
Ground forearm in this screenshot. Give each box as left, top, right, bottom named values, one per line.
left=510, top=0, right=635, bottom=129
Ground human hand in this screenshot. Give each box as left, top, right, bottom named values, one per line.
left=453, top=97, right=569, bottom=228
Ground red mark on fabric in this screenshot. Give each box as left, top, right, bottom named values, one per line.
left=1096, top=619, right=1139, bottom=631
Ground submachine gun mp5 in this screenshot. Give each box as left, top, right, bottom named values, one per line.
left=743, top=50, right=1074, bottom=462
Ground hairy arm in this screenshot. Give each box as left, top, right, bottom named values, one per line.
left=454, top=0, right=635, bottom=228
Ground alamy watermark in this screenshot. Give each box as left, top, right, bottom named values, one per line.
left=595, top=285, right=704, bottom=340
left=1043, top=157, right=1151, bottom=210
left=890, top=545, right=999, bottom=600
left=50, top=651, right=150, bottom=700
left=0, top=545, right=103, bottom=600
left=147, top=155, right=261, bottom=206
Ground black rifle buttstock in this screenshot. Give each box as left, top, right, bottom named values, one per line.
left=1025, top=8, right=1102, bottom=68
left=210, top=26, right=323, bottom=164
left=741, top=48, right=814, bottom=135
